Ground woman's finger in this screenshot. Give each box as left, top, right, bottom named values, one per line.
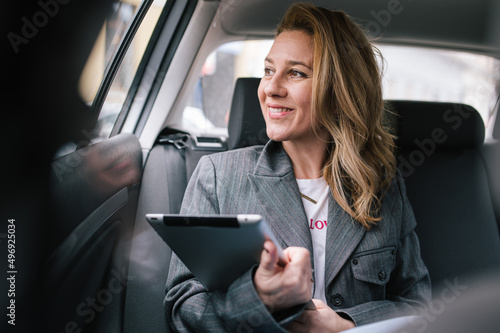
left=259, top=240, right=278, bottom=273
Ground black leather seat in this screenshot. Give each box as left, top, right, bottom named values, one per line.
left=227, top=77, right=269, bottom=149
left=389, top=101, right=500, bottom=291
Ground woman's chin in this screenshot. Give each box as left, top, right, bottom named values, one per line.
left=266, top=130, right=289, bottom=143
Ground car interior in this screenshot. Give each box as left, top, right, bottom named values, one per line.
left=3, top=0, right=500, bottom=332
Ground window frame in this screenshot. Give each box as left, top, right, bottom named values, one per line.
left=123, top=0, right=198, bottom=138
left=90, top=0, right=156, bottom=116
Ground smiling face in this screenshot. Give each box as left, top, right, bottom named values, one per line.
left=258, top=30, right=316, bottom=144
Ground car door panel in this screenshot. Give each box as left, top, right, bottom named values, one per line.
left=45, top=133, right=142, bottom=332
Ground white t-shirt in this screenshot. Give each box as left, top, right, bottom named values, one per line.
left=296, top=177, right=329, bottom=303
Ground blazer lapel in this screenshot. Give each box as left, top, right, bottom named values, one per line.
left=324, top=192, right=366, bottom=286
left=247, top=140, right=366, bottom=282
left=248, top=141, right=313, bottom=253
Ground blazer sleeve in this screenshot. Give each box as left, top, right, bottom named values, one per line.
left=337, top=172, right=432, bottom=326
left=164, top=155, right=298, bottom=332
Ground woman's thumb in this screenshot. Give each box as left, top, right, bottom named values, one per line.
left=260, top=240, right=278, bottom=272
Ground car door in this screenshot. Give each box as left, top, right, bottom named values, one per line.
left=1, top=0, right=195, bottom=332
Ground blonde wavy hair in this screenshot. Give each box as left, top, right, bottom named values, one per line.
left=277, top=3, right=396, bottom=229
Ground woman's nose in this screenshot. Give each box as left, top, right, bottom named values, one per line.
left=264, top=75, right=287, bottom=97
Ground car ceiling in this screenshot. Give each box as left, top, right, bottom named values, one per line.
left=217, top=0, right=500, bottom=55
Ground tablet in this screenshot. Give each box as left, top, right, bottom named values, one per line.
left=145, top=214, right=286, bottom=291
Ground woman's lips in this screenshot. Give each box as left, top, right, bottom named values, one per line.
left=269, top=107, right=292, bottom=113
left=268, top=104, right=294, bottom=119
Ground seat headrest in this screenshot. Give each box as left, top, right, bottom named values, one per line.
left=388, top=101, right=485, bottom=150
left=228, top=78, right=269, bottom=149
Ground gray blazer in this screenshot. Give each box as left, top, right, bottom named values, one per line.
left=165, top=141, right=431, bottom=332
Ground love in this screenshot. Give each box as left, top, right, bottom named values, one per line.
left=309, top=219, right=327, bottom=230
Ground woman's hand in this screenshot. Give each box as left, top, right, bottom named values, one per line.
left=254, top=240, right=313, bottom=313
left=286, top=299, right=356, bottom=333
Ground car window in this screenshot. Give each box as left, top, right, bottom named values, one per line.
left=182, top=40, right=499, bottom=135
left=182, top=40, right=273, bottom=134
left=377, top=45, right=500, bottom=128
left=79, top=0, right=166, bottom=142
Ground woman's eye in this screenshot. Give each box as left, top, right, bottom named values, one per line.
left=264, top=67, right=274, bottom=76
left=290, top=69, right=306, bottom=78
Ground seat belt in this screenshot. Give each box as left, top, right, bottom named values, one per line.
left=158, top=133, right=189, bottom=214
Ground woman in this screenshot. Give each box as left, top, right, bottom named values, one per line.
left=165, top=3, right=431, bottom=332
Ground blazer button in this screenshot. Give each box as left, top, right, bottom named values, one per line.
left=351, top=259, right=358, bottom=265
left=331, top=294, right=343, bottom=306
left=378, top=271, right=387, bottom=281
